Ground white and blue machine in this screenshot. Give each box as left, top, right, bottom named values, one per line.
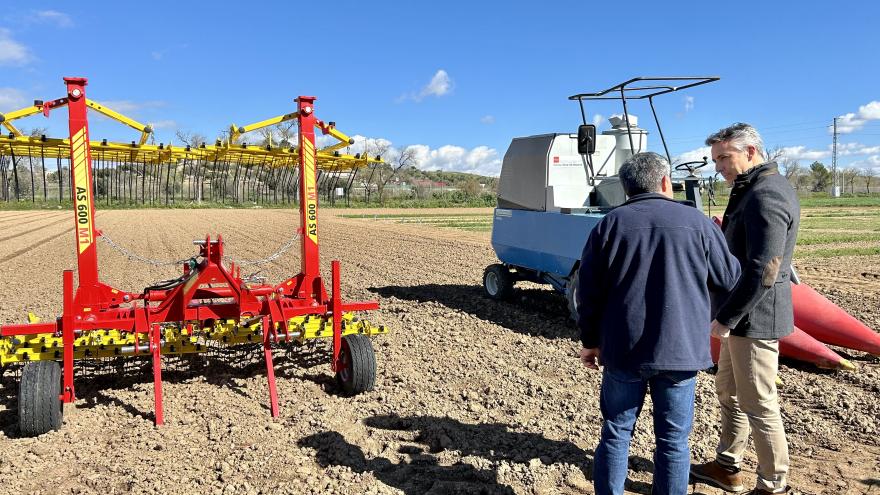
left=483, top=77, right=720, bottom=319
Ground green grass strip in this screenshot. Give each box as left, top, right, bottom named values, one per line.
left=797, top=232, right=880, bottom=245
left=795, top=246, right=880, bottom=258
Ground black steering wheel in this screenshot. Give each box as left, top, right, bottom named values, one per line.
left=674, top=157, right=709, bottom=174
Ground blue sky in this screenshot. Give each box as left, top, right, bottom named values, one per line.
left=2, top=1, right=879, bottom=176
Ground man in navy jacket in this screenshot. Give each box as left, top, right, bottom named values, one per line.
left=577, top=152, right=740, bottom=495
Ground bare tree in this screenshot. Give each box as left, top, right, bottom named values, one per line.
left=842, top=168, right=860, bottom=194
left=175, top=130, right=208, bottom=203
left=765, top=145, right=785, bottom=162
left=781, top=157, right=801, bottom=190
left=175, top=130, right=207, bottom=148
left=863, top=167, right=877, bottom=194
left=27, top=127, right=50, bottom=201
left=374, top=145, right=419, bottom=204
left=256, top=121, right=297, bottom=148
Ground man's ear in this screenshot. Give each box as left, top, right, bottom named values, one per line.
left=661, top=175, right=672, bottom=192
left=747, top=145, right=757, bottom=162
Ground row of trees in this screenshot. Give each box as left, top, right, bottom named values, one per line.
left=0, top=154, right=418, bottom=206
left=780, top=159, right=877, bottom=193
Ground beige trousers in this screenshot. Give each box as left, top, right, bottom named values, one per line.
left=715, top=335, right=790, bottom=492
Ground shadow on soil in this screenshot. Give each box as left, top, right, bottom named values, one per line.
left=0, top=343, right=338, bottom=438
left=370, top=284, right=578, bottom=340
left=300, top=414, right=658, bottom=495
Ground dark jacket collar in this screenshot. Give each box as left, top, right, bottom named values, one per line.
left=734, top=161, right=779, bottom=187
left=623, top=192, right=691, bottom=207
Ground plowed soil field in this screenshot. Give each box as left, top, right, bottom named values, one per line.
left=0, top=208, right=878, bottom=495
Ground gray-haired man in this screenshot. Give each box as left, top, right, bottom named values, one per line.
left=578, top=152, right=740, bottom=495
left=691, top=123, right=799, bottom=494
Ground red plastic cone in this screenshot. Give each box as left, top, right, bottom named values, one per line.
left=792, top=282, right=880, bottom=356
left=780, top=326, right=855, bottom=370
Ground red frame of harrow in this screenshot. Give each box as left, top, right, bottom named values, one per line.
left=0, top=77, right=379, bottom=424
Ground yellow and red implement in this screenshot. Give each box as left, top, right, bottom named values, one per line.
left=0, top=77, right=387, bottom=436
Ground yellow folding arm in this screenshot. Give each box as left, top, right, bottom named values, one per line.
left=85, top=99, right=153, bottom=145
left=0, top=105, right=44, bottom=137
left=319, top=125, right=356, bottom=154
left=230, top=112, right=299, bottom=144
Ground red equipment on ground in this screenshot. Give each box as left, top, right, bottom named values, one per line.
left=791, top=282, right=880, bottom=356
left=0, top=77, right=386, bottom=436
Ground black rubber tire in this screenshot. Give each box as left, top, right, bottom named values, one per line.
left=19, top=360, right=63, bottom=437
left=566, top=266, right=580, bottom=322
left=483, top=264, right=514, bottom=301
left=335, top=334, right=376, bottom=395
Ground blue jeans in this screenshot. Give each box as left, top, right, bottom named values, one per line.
left=593, top=366, right=697, bottom=495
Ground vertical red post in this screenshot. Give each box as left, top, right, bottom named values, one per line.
left=331, top=260, right=342, bottom=371
left=296, top=96, right=320, bottom=301
left=63, top=77, right=99, bottom=291
left=150, top=323, right=164, bottom=426
left=262, top=316, right=280, bottom=418
left=60, top=270, right=76, bottom=403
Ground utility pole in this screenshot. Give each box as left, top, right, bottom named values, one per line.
left=832, top=117, right=838, bottom=196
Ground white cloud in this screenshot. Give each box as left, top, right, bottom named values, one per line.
left=98, top=100, right=167, bottom=113
left=421, top=70, right=452, bottom=98
left=409, top=143, right=502, bottom=175
left=837, top=142, right=880, bottom=156
left=0, top=28, right=31, bottom=66
left=344, top=135, right=502, bottom=176
left=480, top=115, right=495, bottom=125
left=833, top=100, right=880, bottom=134
left=780, top=145, right=830, bottom=161
left=151, top=120, right=177, bottom=130
left=35, top=10, right=73, bottom=28
left=398, top=70, right=453, bottom=102
left=673, top=146, right=711, bottom=165
left=847, top=155, right=880, bottom=171
left=684, top=96, right=694, bottom=112
left=591, top=114, right=604, bottom=128
left=0, top=87, right=26, bottom=111
left=315, top=133, right=336, bottom=148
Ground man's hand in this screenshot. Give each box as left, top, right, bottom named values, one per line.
left=580, top=347, right=601, bottom=370
left=710, top=319, right=731, bottom=339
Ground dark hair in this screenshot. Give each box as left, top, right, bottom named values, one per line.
left=618, top=152, right=669, bottom=196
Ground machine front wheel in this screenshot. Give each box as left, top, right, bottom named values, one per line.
left=483, top=264, right=514, bottom=300
left=19, top=360, right=63, bottom=437
left=335, top=334, right=376, bottom=395
left=566, top=267, right=580, bottom=322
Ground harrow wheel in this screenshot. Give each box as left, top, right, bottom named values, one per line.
left=336, top=334, right=376, bottom=395
left=19, top=361, right=63, bottom=437
left=483, top=264, right=514, bottom=301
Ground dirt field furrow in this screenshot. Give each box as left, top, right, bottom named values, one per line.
left=0, top=209, right=878, bottom=495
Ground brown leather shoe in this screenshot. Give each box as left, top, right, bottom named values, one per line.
left=690, top=460, right=745, bottom=492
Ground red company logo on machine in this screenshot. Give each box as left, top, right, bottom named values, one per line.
left=552, top=155, right=583, bottom=167
left=71, top=127, right=93, bottom=252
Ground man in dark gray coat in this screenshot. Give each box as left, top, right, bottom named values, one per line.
left=691, top=123, right=799, bottom=495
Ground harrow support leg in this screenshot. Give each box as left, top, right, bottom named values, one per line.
left=61, top=270, right=76, bottom=403
left=331, top=260, right=342, bottom=372
left=262, top=316, right=280, bottom=418
left=150, top=323, right=164, bottom=426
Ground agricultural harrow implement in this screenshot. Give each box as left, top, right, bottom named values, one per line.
left=0, top=77, right=388, bottom=436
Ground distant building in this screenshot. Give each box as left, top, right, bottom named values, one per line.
left=410, top=178, right=449, bottom=188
